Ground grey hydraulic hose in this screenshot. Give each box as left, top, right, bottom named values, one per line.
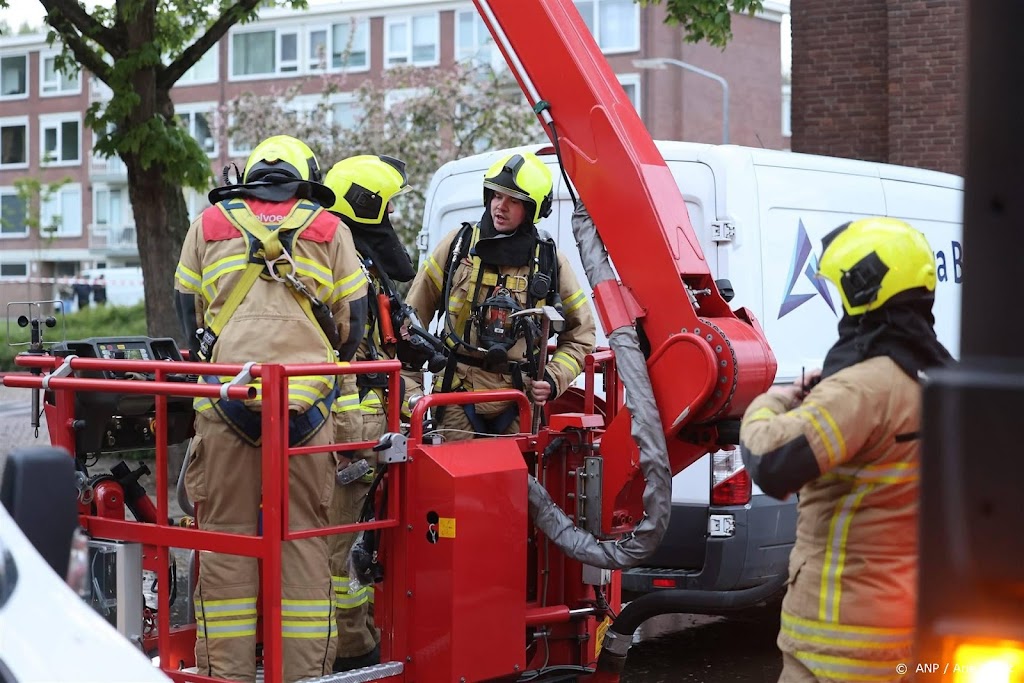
left=526, top=202, right=672, bottom=569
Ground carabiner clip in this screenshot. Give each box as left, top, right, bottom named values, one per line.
left=264, top=249, right=296, bottom=282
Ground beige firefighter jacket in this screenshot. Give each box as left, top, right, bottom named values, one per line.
left=404, top=223, right=596, bottom=416
left=334, top=263, right=424, bottom=447
left=175, top=197, right=368, bottom=416
left=739, top=356, right=921, bottom=682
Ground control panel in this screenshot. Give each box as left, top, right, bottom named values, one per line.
left=46, top=337, right=195, bottom=457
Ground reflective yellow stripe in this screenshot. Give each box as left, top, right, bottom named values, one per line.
left=425, top=255, right=443, bottom=289
left=294, top=254, right=333, bottom=286
left=803, top=401, right=847, bottom=464
left=794, top=651, right=904, bottom=681
left=563, top=289, right=587, bottom=314
left=551, top=351, right=581, bottom=377
left=334, top=584, right=369, bottom=609
left=781, top=615, right=912, bottom=650
left=820, top=483, right=874, bottom=622
left=281, top=620, right=334, bottom=639
left=196, top=618, right=258, bottom=639
left=745, top=406, right=779, bottom=423
left=175, top=264, right=202, bottom=293
left=333, top=392, right=361, bottom=414
left=195, top=598, right=259, bottom=639
left=331, top=268, right=368, bottom=302
left=795, top=403, right=844, bottom=465
left=194, top=397, right=214, bottom=412
left=781, top=612, right=913, bottom=640
left=200, top=597, right=257, bottom=609
left=281, top=600, right=334, bottom=617
left=833, top=462, right=918, bottom=484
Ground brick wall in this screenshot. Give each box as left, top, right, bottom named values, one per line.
left=634, top=9, right=783, bottom=149
left=792, top=0, right=965, bottom=175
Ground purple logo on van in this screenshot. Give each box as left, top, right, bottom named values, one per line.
left=778, top=220, right=836, bottom=319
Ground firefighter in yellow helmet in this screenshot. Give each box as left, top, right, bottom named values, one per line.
left=174, top=135, right=368, bottom=682
left=405, top=150, right=596, bottom=439
left=321, top=154, right=439, bottom=671
left=739, top=218, right=953, bottom=682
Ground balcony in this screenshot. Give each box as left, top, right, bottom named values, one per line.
left=89, top=223, right=138, bottom=255
left=90, top=153, right=128, bottom=181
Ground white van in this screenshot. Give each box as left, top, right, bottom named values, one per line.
left=417, top=141, right=963, bottom=607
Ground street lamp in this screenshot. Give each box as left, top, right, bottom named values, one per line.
left=632, top=57, right=730, bottom=145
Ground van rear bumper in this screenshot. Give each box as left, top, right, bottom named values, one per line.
left=621, top=494, right=796, bottom=608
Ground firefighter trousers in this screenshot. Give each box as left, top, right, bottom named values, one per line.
left=438, top=401, right=521, bottom=442
left=328, top=401, right=382, bottom=659
left=187, top=411, right=338, bottom=683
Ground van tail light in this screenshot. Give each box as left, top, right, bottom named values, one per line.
left=712, top=448, right=751, bottom=506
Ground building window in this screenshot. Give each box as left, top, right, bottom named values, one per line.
left=331, top=98, right=364, bottom=130
left=386, top=14, right=440, bottom=67
left=177, top=106, right=217, bottom=155
left=575, top=0, right=640, bottom=53
left=0, top=189, right=28, bottom=237
left=40, top=183, right=83, bottom=238
left=0, top=54, right=28, bottom=98
left=331, top=19, right=369, bottom=70
left=617, top=73, right=641, bottom=116
left=782, top=84, right=792, bottom=138
left=93, top=185, right=125, bottom=229
left=41, top=53, right=81, bottom=96
left=231, top=30, right=276, bottom=77
left=455, top=10, right=504, bottom=71
left=179, top=49, right=219, bottom=85
left=40, top=115, right=81, bottom=165
left=0, top=118, right=28, bottom=167
left=0, top=262, right=28, bottom=278
left=279, top=31, right=299, bottom=73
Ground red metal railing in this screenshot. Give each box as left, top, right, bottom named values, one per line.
left=7, top=354, right=404, bottom=683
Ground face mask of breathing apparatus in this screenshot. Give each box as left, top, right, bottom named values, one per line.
left=473, top=286, right=525, bottom=366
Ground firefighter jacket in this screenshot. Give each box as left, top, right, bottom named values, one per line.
left=175, top=197, right=368, bottom=421
left=334, top=261, right=424, bottom=442
left=739, top=356, right=921, bottom=682
left=405, top=223, right=596, bottom=416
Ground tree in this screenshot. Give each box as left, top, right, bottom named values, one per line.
left=638, top=0, right=764, bottom=47
left=0, top=0, right=309, bottom=343
left=0, top=0, right=759, bottom=340
left=225, top=62, right=544, bottom=255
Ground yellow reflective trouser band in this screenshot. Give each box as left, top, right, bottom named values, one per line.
left=794, top=651, right=906, bottom=681
left=281, top=598, right=335, bottom=639
left=781, top=612, right=913, bottom=649
left=195, top=597, right=258, bottom=639
left=333, top=576, right=369, bottom=609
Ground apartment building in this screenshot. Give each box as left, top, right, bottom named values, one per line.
left=0, top=0, right=787, bottom=306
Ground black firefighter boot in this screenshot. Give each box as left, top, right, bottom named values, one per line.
left=333, top=643, right=381, bottom=672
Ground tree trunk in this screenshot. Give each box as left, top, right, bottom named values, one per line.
left=126, top=156, right=190, bottom=345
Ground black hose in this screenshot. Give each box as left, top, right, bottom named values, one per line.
left=596, top=573, right=789, bottom=673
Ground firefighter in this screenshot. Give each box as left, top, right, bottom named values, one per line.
left=738, top=217, right=953, bottom=683
left=405, top=151, right=596, bottom=439
left=174, top=134, right=368, bottom=682
left=322, top=154, right=428, bottom=671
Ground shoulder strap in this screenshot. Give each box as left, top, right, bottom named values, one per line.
left=535, top=228, right=560, bottom=307
left=206, top=199, right=323, bottom=339
left=440, top=222, right=476, bottom=299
